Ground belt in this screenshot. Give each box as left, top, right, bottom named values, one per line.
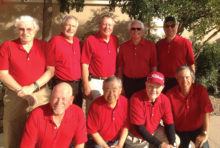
left=89, top=74, right=108, bottom=80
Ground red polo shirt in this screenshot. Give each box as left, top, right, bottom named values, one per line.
left=118, top=38, right=157, bottom=78
left=48, top=34, right=81, bottom=81
left=130, top=90, right=173, bottom=138
left=87, top=95, right=129, bottom=141
left=166, top=83, right=213, bottom=132
left=81, top=33, right=118, bottom=77
left=157, top=35, right=195, bottom=78
left=0, top=39, right=50, bottom=86
left=20, top=104, right=87, bottom=148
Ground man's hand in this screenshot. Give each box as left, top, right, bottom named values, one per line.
left=23, top=95, right=37, bottom=106
left=110, top=145, right=122, bottom=148
left=195, top=133, right=208, bottom=148
left=160, top=142, right=176, bottom=148
left=17, top=84, right=36, bottom=97
left=84, top=85, right=92, bottom=100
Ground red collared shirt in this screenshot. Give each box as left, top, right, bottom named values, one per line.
left=166, top=83, right=214, bottom=132
left=157, top=35, right=195, bottom=78
left=118, top=38, right=157, bottom=78
left=81, top=33, right=118, bottom=77
left=87, top=95, right=129, bottom=141
left=0, top=38, right=50, bottom=86
left=130, top=90, right=173, bottom=138
left=20, top=104, right=87, bottom=148
left=48, top=34, right=81, bottom=81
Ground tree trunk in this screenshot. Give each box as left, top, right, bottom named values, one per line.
left=42, top=0, right=53, bottom=41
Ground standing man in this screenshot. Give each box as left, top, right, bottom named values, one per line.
left=166, top=66, right=213, bottom=148
left=0, top=15, right=54, bottom=148
left=87, top=76, right=129, bottom=148
left=48, top=15, right=83, bottom=107
left=126, top=72, right=177, bottom=148
left=81, top=15, right=118, bottom=110
left=157, top=16, right=195, bottom=92
left=20, top=82, right=87, bottom=148
left=118, top=20, right=157, bottom=99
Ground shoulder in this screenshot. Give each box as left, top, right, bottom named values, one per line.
left=29, top=104, right=50, bottom=118
left=143, top=39, right=155, bottom=45
left=73, top=37, right=81, bottom=43
left=68, top=104, right=85, bottom=118
left=111, top=34, right=118, bottom=41
left=166, top=85, right=179, bottom=96
left=192, top=83, right=206, bottom=91
left=119, top=40, right=131, bottom=48
left=119, top=95, right=128, bottom=104
left=130, top=89, right=146, bottom=102
left=49, top=34, right=63, bottom=42
left=0, top=39, right=18, bottom=48
left=156, top=38, right=166, bottom=45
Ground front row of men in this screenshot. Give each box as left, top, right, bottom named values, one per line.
left=20, top=66, right=213, bottom=148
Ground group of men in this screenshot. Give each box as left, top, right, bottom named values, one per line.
left=0, top=14, right=213, bottom=148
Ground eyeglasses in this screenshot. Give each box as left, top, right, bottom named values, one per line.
left=165, top=24, right=175, bottom=28
left=18, top=27, right=33, bottom=33
left=131, top=27, right=142, bottom=31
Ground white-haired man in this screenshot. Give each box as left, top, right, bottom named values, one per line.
left=0, top=15, right=54, bottom=148
left=118, top=20, right=157, bottom=99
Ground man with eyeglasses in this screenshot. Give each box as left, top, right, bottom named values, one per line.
left=156, top=16, right=195, bottom=93
left=0, top=15, right=54, bottom=148
left=118, top=20, right=157, bottom=99
left=48, top=15, right=83, bottom=108
left=125, top=72, right=178, bottom=148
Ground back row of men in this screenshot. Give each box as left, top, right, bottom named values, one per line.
left=0, top=14, right=212, bottom=148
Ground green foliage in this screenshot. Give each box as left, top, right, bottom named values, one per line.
left=57, top=0, right=84, bottom=13
left=195, top=42, right=220, bottom=95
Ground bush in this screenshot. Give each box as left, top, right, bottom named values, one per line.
left=195, top=42, right=220, bottom=95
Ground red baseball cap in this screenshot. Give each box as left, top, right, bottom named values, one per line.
left=147, top=72, right=165, bottom=86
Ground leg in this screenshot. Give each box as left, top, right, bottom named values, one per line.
left=176, top=131, right=191, bottom=148
left=86, top=79, right=104, bottom=114
left=72, top=81, right=83, bottom=108
left=3, top=89, right=28, bottom=148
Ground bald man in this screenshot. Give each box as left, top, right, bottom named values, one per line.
left=20, top=82, right=87, bottom=148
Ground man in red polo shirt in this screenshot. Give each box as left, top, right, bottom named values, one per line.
left=0, top=15, right=54, bottom=148
left=20, top=82, right=87, bottom=148
left=166, top=66, right=213, bottom=148
left=87, top=76, right=129, bottom=148
left=157, top=16, right=195, bottom=93
left=48, top=15, right=83, bottom=107
left=118, top=20, right=157, bottom=99
left=126, top=72, right=177, bottom=148
left=81, top=15, right=118, bottom=112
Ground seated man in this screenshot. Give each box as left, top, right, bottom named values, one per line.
left=166, top=66, right=213, bottom=148
left=126, top=72, right=177, bottom=148
left=87, top=76, right=129, bottom=148
left=20, top=82, right=87, bottom=148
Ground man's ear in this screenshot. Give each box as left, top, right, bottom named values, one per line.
left=69, top=96, right=74, bottom=104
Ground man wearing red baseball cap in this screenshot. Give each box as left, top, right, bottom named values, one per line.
left=125, top=72, right=178, bottom=148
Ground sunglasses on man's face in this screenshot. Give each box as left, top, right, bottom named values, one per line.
left=165, top=24, right=176, bottom=28
left=131, top=27, right=142, bottom=31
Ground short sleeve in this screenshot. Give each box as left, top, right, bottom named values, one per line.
left=81, top=37, right=93, bottom=64
left=185, top=39, right=195, bottom=65
left=87, top=102, right=99, bottom=135
left=46, top=38, right=56, bottom=66
left=150, top=43, right=158, bottom=67
left=162, top=96, right=174, bottom=124
left=199, top=85, right=214, bottom=113
left=129, top=94, right=145, bottom=125
left=74, top=109, right=88, bottom=145
left=0, top=42, right=10, bottom=70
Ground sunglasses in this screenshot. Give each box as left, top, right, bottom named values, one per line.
left=131, top=27, right=142, bottom=31
left=165, top=24, right=176, bottom=28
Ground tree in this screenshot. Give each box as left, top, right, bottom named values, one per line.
left=110, top=0, right=220, bottom=59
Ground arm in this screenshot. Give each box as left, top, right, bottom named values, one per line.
left=164, top=124, right=176, bottom=146
left=17, top=66, right=54, bottom=97
left=91, top=133, right=110, bottom=148
left=0, top=70, right=22, bottom=92
left=190, top=64, right=195, bottom=73
left=82, top=63, right=91, bottom=99
left=75, top=143, right=85, bottom=148
left=111, top=128, right=128, bottom=148
left=195, top=113, right=210, bottom=148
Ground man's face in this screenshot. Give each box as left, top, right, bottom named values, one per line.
left=99, top=17, right=114, bottom=38
left=176, top=69, right=193, bottom=92
left=18, top=21, right=37, bottom=44
left=50, top=88, right=73, bottom=116
left=163, top=21, right=178, bottom=39
left=146, top=82, right=164, bottom=100
left=103, top=81, right=122, bottom=106
left=62, top=18, right=78, bottom=39
left=129, top=22, right=143, bottom=40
